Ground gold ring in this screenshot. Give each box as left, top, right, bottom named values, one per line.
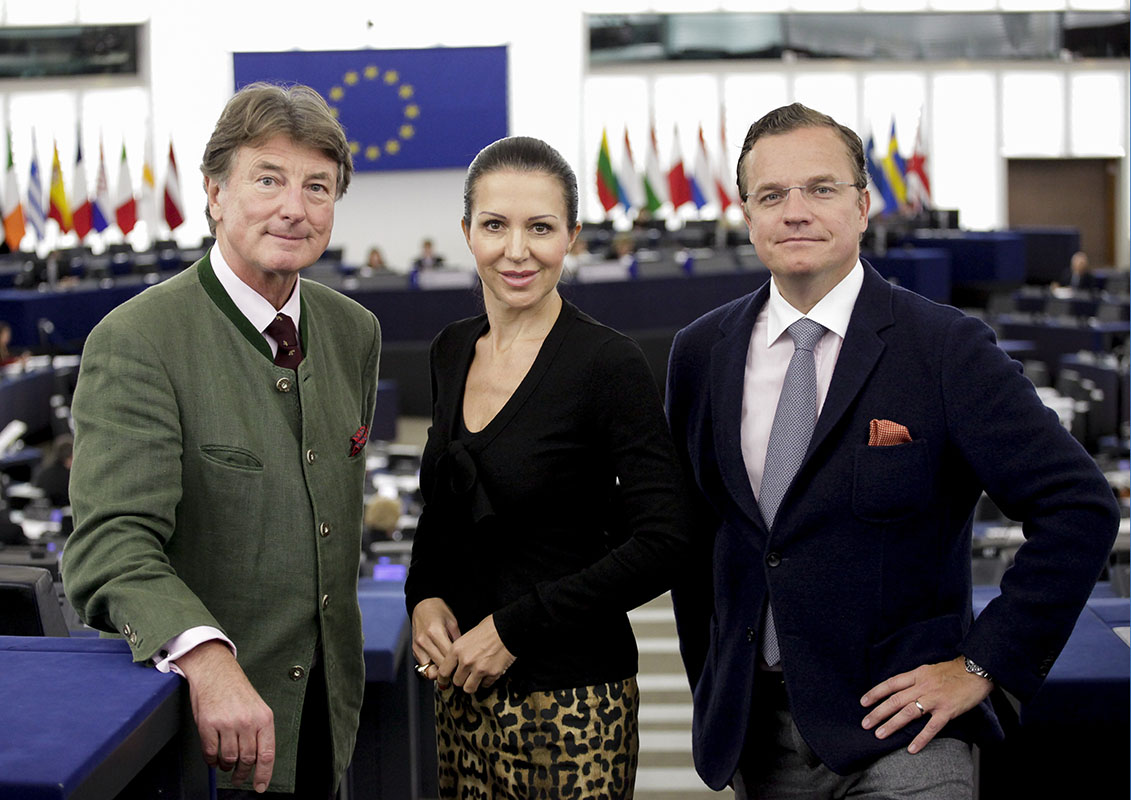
left=414, top=662, right=433, bottom=677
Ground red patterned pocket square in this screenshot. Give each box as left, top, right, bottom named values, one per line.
left=868, top=419, right=912, bottom=446
left=350, top=425, right=369, bottom=457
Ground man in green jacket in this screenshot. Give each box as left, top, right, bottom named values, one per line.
left=62, top=82, right=381, bottom=797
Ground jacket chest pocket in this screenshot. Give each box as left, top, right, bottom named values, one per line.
left=852, top=439, right=930, bottom=522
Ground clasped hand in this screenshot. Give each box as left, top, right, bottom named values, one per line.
left=411, top=598, right=516, bottom=693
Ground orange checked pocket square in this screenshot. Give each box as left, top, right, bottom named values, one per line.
left=868, top=419, right=912, bottom=446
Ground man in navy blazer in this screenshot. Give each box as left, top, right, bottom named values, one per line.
left=666, top=104, right=1119, bottom=798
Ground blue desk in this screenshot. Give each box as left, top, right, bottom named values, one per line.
left=865, top=248, right=952, bottom=304
left=352, top=579, right=436, bottom=799
left=903, top=231, right=1026, bottom=287
left=0, top=636, right=206, bottom=799
left=0, top=282, right=149, bottom=350
left=973, top=586, right=1129, bottom=798
left=998, top=316, right=1128, bottom=371
left=0, top=367, right=56, bottom=439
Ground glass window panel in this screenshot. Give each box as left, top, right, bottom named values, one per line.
left=862, top=73, right=928, bottom=154
left=791, top=0, right=862, bottom=11
left=862, top=0, right=928, bottom=8
left=1070, top=72, right=1126, bottom=156
left=793, top=73, right=858, bottom=132
left=8, top=92, right=79, bottom=249
left=78, top=0, right=150, bottom=23
left=723, top=73, right=789, bottom=157
left=654, top=74, right=721, bottom=221
left=999, top=0, right=1066, bottom=9
left=932, top=72, right=1000, bottom=229
left=1002, top=72, right=1066, bottom=156
left=1068, top=0, right=1127, bottom=8
left=928, top=0, right=996, bottom=9
left=582, top=75, right=651, bottom=222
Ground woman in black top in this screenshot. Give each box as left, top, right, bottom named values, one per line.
left=405, top=136, right=692, bottom=799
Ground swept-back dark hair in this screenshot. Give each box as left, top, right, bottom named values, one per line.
left=463, top=136, right=578, bottom=229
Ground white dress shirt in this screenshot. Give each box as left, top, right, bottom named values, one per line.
left=153, top=245, right=302, bottom=674
left=740, top=262, right=864, bottom=501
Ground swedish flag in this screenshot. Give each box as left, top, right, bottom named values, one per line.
left=233, top=47, right=508, bottom=172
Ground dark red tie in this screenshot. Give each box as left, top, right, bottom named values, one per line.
left=264, top=313, right=303, bottom=370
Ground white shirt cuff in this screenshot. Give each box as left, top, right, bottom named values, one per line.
left=152, top=626, right=236, bottom=677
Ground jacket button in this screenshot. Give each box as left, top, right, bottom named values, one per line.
left=289, top=666, right=305, bottom=681
left=766, top=552, right=781, bottom=567
left=275, top=377, right=292, bottom=393
left=306, top=449, right=317, bottom=464
left=319, top=522, right=331, bottom=537
left=321, top=594, right=330, bottom=610
left=122, top=623, right=132, bottom=637
left=746, top=627, right=756, bottom=643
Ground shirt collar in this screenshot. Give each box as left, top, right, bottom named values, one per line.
left=209, top=245, right=302, bottom=333
left=765, top=260, right=864, bottom=347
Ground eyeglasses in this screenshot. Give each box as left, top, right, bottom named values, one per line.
left=742, top=181, right=860, bottom=209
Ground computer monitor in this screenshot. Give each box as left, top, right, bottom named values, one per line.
left=0, top=565, right=69, bottom=636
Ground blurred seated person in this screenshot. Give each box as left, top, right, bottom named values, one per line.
left=609, top=231, right=637, bottom=267
left=1053, top=250, right=1100, bottom=293
left=363, top=493, right=403, bottom=544
left=562, top=236, right=595, bottom=277
left=1, top=321, right=19, bottom=367
left=34, top=435, right=73, bottom=508
left=412, top=238, right=444, bottom=271
left=365, top=246, right=388, bottom=272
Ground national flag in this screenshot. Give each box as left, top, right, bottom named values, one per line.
left=881, top=118, right=908, bottom=207
left=641, top=124, right=666, bottom=214
left=139, top=128, right=158, bottom=232
left=26, top=135, right=44, bottom=241
left=616, top=128, right=643, bottom=212
left=72, top=133, right=93, bottom=239
left=865, top=133, right=895, bottom=217
left=595, top=128, right=620, bottom=213
left=666, top=124, right=692, bottom=210
left=3, top=129, right=25, bottom=250
left=114, top=142, right=136, bottom=235
left=688, top=125, right=712, bottom=210
left=715, top=111, right=736, bottom=212
left=233, top=46, right=507, bottom=173
left=905, top=116, right=931, bottom=211
left=91, top=135, right=111, bottom=233
left=48, top=141, right=73, bottom=233
left=164, top=140, right=184, bottom=231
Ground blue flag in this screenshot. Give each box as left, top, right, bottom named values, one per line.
left=866, top=134, right=896, bottom=213
left=233, top=47, right=508, bottom=173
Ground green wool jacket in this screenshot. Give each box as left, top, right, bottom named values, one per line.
left=62, top=255, right=381, bottom=792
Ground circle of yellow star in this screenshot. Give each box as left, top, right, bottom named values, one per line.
left=326, top=66, right=419, bottom=163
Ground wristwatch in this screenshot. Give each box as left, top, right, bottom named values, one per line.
left=963, top=656, right=993, bottom=683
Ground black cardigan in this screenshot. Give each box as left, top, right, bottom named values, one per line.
left=404, top=300, right=694, bottom=691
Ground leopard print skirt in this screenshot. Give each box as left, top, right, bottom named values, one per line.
left=434, top=676, right=639, bottom=799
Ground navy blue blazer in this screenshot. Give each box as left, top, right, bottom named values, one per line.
left=666, top=262, right=1119, bottom=787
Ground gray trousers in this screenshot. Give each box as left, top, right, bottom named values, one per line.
left=733, top=709, right=973, bottom=800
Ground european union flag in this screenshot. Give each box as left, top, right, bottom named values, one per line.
left=233, top=47, right=508, bottom=172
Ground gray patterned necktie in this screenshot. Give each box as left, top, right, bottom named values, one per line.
left=758, top=317, right=826, bottom=666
